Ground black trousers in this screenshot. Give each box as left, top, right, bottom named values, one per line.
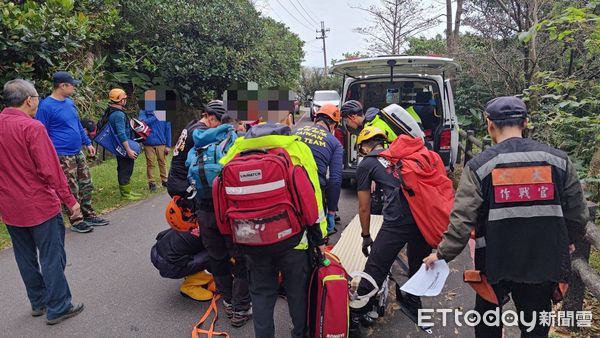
left=357, top=222, right=431, bottom=306
left=196, top=207, right=250, bottom=311
left=246, top=248, right=310, bottom=338
left=474, top=281, right=555, bottom=337
left=116, top=156, right=135, bottom=185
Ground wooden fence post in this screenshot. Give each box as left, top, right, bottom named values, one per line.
left=464, top=130, right=474, bottom=163
left=564, top=202, right=598, bottom=328
left=456, top=131, right=463, bottom=165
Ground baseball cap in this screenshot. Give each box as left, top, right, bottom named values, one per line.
left=485, top=96, right=527, bottom=120
left=52, top=71, right=81, bottom=85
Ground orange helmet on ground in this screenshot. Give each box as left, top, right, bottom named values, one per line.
left=165, top=196, right=198, bottom=232
left=317, top=104, right=341, bottom=123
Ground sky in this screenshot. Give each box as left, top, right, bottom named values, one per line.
left=256, top=0, right=448, bottom=68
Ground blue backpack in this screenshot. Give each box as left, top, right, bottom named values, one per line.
left=185, top=124, right=237, bottom=199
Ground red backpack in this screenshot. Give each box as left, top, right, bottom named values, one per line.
left=380, top=135, right=454, bottom=248
left=307, top=251, right=349, bottom=338
left=213, top=147, right=319, bottom=247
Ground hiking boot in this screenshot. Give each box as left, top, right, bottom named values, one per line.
left=349, top=313, right=363, bottom=338
left=119, top=184, right=141, bottom=201
left=230, top=307, right=252, bottom=328
left=71, top=221, right=93, bottom=233
left=31, top=307, right=46, bottom=317
left=46, top=303, right=84, bottom=325
left=84, top=216, right=109, bottom=226
left=149, top=182, right=157, bottom=192
left=222, top=300, right=233, bottom=319
left=396, top=290, right=422, bottom=318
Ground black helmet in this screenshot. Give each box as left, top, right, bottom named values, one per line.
left=341, top=100, right=363, bottom=117
left=203, top=100, right=226, bottom=119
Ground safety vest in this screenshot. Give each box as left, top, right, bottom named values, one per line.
left=405, top=106, right=423, bottom=124
left=467, top=137, right=571, bottom=284
left=220, top=134, right=327, bottom=250
left=365, top=115, right=397, bottom=142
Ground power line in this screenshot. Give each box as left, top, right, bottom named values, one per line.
left=273, top=0, right=315, bottom=32
left=287, top=0, right=318, bottom=27
left=294, top=0, right=320, bottom=26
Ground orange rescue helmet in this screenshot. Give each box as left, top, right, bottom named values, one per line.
left=109, top=88, right=127, bottom=103
left=165, top=196, right=198, bottom=232
left=316, top=103, right=341, bottom=123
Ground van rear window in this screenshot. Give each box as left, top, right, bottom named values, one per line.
left=345, top=79, right=443, bottom=134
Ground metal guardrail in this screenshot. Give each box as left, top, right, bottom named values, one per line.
left=457, top=129, right=600, bottom=332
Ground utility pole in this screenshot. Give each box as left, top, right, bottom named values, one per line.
left=315, top=21, right=330, bottom=75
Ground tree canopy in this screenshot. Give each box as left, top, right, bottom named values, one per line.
left=0, top=0, right=304, bottom=117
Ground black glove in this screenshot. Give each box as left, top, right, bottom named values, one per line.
left=361, top=234, right=373, bottom=257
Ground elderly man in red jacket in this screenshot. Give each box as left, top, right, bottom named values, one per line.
left=0, top=79, right=85, bottom=325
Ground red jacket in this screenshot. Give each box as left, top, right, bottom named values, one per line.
left=0, top=107, right=77, bottom=227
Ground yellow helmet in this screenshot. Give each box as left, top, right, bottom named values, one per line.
left=109, top=88, right=127, bottom=103
left=356, top=126, right=387, bottom=146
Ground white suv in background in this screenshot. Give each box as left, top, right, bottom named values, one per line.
left=309, top=90, right=340, bottom=121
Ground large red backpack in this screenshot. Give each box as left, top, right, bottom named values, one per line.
left=213, top=147, right=318, bottom=247
left=380, top=135, right=454, bottom=248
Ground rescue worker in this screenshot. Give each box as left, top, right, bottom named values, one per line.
left=294, top=103, right=343, bottom=235
left=341, top=100, right=396, bottom=142
left=424, top=96, right=589, bottom=337
left=341, top=101, right=391, bottom=215
left=186, top=100, right=252, bottom=327
left=219, top=123, right=327, bottom=338
left=351, top=126, right=431, bottom=331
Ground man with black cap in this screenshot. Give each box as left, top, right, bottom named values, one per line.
left=167, top=100, right=252, bottom=327
left=423, top=96, right=589, bottom=337
left=37, top=71, right=109, bottom=233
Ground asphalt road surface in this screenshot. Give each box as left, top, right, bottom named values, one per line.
left=0, top=111, right=478, bottom=337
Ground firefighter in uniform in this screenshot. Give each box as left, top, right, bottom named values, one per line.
left=295, top=103, right=343, bottom=235
left=424, top=96, right=589, bottom=337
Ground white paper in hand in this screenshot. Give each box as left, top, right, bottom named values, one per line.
left=400, top=260, right=449, bottom=297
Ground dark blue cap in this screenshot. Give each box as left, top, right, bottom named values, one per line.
left=52, top=71, right=81, bottom=85
left=485, top=96, right=527, bottom=120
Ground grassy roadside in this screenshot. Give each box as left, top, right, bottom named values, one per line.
left=0, top=151, right=170, bottom=250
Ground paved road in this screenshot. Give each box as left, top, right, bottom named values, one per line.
left=0, top=112, right=477, bottom=337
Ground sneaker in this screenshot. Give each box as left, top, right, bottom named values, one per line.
left=149, top=183, right=157, bottom=192
left=31, top=307, right=46, bottom=317
left=230, top=307, right=252, bottom=328
left=84, top=216, right=109, bottom=226
left=222, top=300, right=233, bottom=319
left=70, top=221, right=93, bottom=233
left=46, top=303, right=84, bottom=325
left=161, top=181, right=168, bottom=188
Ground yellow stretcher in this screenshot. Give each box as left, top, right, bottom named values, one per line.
left=330, top=214, right=384, bottom=273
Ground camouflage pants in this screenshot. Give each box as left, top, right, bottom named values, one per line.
left=59, top=151, right=96, bottom=223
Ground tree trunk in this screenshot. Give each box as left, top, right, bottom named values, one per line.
left=446, top=0, right=454, bottom=54
left=453, top=0, right=464, bottom=51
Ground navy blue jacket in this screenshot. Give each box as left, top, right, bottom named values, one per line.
left=138, top=110, right=172, bottom=147
left=294, top=124, right=343, bottom=212
left=150, top=229, right=210, bottom=279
